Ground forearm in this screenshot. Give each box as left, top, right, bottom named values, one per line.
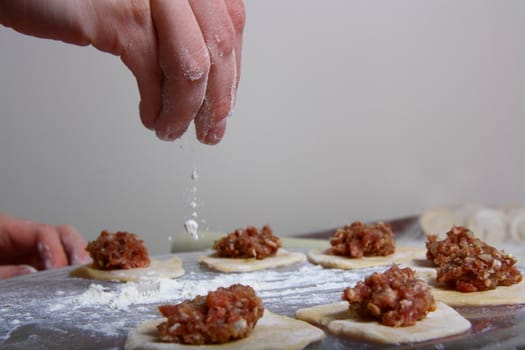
left=0, top=0, right=92, bottom=46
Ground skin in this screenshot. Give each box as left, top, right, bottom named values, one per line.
left=0, top=0, right=246, bottom=144
left=0, top=213, right=91, bottom=279
left=0, top=1, right=245, bottom=278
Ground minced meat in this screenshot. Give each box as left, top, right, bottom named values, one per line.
left=86, top=230, right=150, bottom=270
left=426, top=226, right=522, bottom=292
left=342, top=265, right=436, bottom=327
left=329, top=221, right=395, bottom=258
left=157, top=284, right=264, bottom=344
left=213, top=225, right=281, bottom=259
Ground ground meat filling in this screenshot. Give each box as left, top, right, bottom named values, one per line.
left=157, top=284, right=264, bottom=345
left=342, top=265, right=436, bottom=327
left=426, top=226, right=523, bottom=292
left=329, top=221, right=396, bottom=258
left=86, top=230, right=150, bottom=270
left=213, top=225, right=282, bottom=259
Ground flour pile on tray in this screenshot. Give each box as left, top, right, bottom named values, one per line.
left=62, top=264, right=367, bottom=312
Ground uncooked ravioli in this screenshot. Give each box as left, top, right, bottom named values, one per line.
left=414, top=267, right=525, bottom=307
left=199, top=249, right=306, bottom=272
left=296, top=301, right=470, bottom=344
left=508, top=208, right=525, bottom=242
left=466, top=208, right=508, bottom=243
left=419, top=207, right=461, bottom=235
left=306, top=246, right=423, bottom=270
left=70, top=257, right=185, bottom=282
left=124, top=310, right=325, bottom=350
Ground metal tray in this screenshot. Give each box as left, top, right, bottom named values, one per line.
left=1, top=219, right=524, bottom=350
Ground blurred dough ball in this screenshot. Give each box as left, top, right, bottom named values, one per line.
left=453, top=203, right=485, bottom=225
left=466, top=208, right=507, bottom=243
left=419, top=207, right=461, bottom=235
left=508, top=208, right=525, bottom=242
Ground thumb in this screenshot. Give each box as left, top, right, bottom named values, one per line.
left=0, top=265, right=37, bottom=279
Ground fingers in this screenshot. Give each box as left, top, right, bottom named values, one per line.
left=224, top=0, right=246, bottom=93
left=1, top=0, right=246, bottom=144
left=189, top=0, right=238, bottom=144
left=117, top=2, right=163, bottom=131
left=34, top=224, right=70, bottom=269
left=1, top=213, right=88, bottom=270
left=137, top=65, right=163, bottom=131
left=56, top=225, right=91, bottom=265
left=0, top=265, right=37, bottom=279
left=150, top=0, right=246, bottom=144
left=150, top=0, right=211, bottom=142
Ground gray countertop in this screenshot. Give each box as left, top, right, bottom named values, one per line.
left=1, top=223, right=524, bottom=349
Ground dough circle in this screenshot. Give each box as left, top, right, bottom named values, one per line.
left=296, top=301, right=470, bottom=344
left=306, top=246, right=424, bottom=270
left=124, top=310, right=325, bottom=350
left=70, top=257, right=185, bottom=282
left=199, top=249, right=306, bottom=272
left=414, top=267, right=525, bottom=306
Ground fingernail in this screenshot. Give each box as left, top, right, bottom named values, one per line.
left=160, top=132, right=178, bottom=142
left=156, top=130, right=176, bottom=141
left=37, top=242, right=53, bottom=269
left=18, top=265, right=38, bottom=275
left=71, top=253, right=92, bottom=265
left=204, top=119, right=227, bottom=144
left=157, top=125, right=185, bottom=142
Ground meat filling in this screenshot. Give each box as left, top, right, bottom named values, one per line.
left=426, top=226, right=522, bottom=292
left=343, top=265, right=436, bottom=327
left=329, top=221, right=395, bottom=258
left=157, top=284, right=264, bottom=345
left=86, top=230, right=150, bottom=270
left=213, top=225, right=282, bottom=259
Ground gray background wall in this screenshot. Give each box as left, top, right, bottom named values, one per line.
left=1, top=1, right=524, bottom=255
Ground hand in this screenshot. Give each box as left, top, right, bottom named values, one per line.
left=0, top=0, right=246, bottom=144
left=0, top=213, right=91, bottom=279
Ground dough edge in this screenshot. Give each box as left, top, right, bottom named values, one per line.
left=296, top=301, right=470, bottom=344
left=413, top=267, right=525, bottom=306
left=70, top=257, right=185, bottom=282
left=199, top=249, right=306, bottom=272
left=124, top=310, right=325, bottom=350
left=307, top=246, right=424, bottom=270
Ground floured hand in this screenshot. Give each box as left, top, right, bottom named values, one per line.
left=0, top=0, right=246, bottom=144
left=0, top=213, right=91, bottom=279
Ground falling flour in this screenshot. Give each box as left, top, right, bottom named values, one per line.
left=184, top=168, right=200, bottom=240
left=184, top=219, right=199, bottom=240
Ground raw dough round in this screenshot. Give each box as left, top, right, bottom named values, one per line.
left=296, top=301, right=470, bottom=344
left=70, top=257, right=185, bottom=282
left=199, top=249, right=306, bottom=273
left=414, top=267, right=525, bottom=306
left=124, top=310, right=325, bottom=350
left=306, top=246, right=424, bottom=270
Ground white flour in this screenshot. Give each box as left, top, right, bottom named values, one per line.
left=184, top=219, right=199, bottom=240
left=0, top=253, right=388, bottom=346
left=184, top=168, right=200, bottom=240
left=63, top=264, right=365, bottom=313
